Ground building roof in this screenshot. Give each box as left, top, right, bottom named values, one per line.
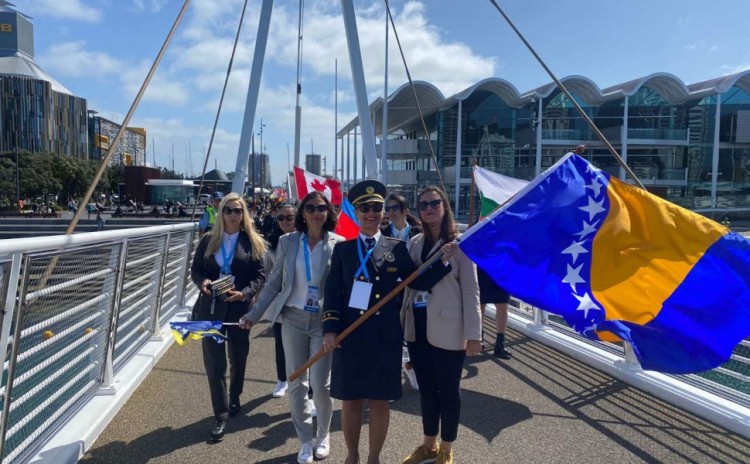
left=0, top=54, right=73, bottom=95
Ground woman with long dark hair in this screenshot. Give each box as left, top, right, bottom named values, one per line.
left=400, top=186, right=481, bottom=464
left=240, top=192, right=343, bottom=464
left=190, top=193, right=267, bottom=442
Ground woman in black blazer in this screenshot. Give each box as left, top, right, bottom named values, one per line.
left=190, top=192, right=266, bottom=441
left=381, top=193, right=422, bottom=241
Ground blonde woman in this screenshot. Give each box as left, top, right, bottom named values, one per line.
left=190, top=192, right=267, bottom=441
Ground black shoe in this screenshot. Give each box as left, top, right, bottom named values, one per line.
left=210, top=420, right=226, bottom=441
left=228, top=396, right=241, bottom=416
left=494, top=344, right=512, bottom=359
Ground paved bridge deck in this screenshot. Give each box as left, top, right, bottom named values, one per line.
left=80, top=319, right=750, bottom=464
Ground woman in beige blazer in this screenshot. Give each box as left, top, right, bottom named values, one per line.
left=400, top=186, right=481, bottom=464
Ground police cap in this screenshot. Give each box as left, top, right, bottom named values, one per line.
left=348, top=179, right=386, bottom=206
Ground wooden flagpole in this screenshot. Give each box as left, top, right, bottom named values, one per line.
left=288, top=250, right=445, bottom=382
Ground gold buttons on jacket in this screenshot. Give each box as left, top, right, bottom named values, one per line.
left=375, top=276, right=380, bottom=281
left=375, top=294, right=380, bottom=298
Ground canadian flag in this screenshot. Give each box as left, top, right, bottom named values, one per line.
left=293, top=167, right=342, bottom=205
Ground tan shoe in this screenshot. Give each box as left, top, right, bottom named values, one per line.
left=435, top=449, right=453, bottom=464
left=402, top=445, right=439, bottom=464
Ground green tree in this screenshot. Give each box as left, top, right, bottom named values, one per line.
left=160, top=167, right=184, bottom=179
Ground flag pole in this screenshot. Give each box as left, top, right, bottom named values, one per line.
left=288, top=250, right=445, bottom=381
left=468, top=160, right=477, bottom=226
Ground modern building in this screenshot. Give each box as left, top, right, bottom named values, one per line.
left=248, top=152, right=271, bottom=188
left=87, top=113, right=146, bottom=166
left=305, top=153, right=322, bottom=175
left=0, top=2, right=88, bottom=158
left=339, top=72, right=750, bottom=217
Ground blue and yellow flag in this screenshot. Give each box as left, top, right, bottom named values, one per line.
left=459, top=154, right=750, bottom=374
left=169, top=321, right=227, bottom=345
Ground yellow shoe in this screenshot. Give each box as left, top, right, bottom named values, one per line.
left=435, top=449, right=453, bottom=464
left=401, top=444, right=439, bottom=464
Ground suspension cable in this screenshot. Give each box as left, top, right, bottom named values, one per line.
left=383, top=0, right=447, bottom=195
left=487, top=0, right=644, bottom=189
left=191, top=0, right=251, bottom=220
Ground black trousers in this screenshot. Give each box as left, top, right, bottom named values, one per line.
left=202, top=324, right=250, bottom=420
left=273, top=322, right=287, bottom=382
left=407, top=309, right=466, bottom=442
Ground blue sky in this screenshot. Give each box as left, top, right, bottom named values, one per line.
left=21, top=0, right=750, bottom=185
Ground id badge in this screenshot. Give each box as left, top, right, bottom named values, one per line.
left=413, top=291, right=429, bottom=310
left=304, top=285, right=320, bottom=313
left=349, top=280, right=373, bottom=310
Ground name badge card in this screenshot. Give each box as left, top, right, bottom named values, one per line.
left=349, top=280, right=373, bottom=310
left=304, top=285, right=320, bottom=313
left=413, top=291, right=429, bottom=309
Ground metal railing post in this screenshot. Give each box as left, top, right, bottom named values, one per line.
left=152, top=232, right=172, bottom=339
left=99, top=239, right=129, bottom=393
left=0, top=255, right=31, bottom=461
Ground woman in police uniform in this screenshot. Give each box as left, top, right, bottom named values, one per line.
left=321, top=180, right=455, bottom=464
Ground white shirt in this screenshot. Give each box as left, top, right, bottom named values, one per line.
left=285, top=232, right=327, bottom=310
left=213, top=231, right=239, bottom=272
left=358, top=230, right=382, bottom=247
left=390, top=223, right=410, bottom=241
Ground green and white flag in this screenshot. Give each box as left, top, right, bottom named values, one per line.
left=473, top=166, right=529, bottom=218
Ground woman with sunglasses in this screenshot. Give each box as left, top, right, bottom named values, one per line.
left=190, top=193, right=267, bottom=442
left=400, top=187, right=481, bottom=464
left=321, top=180, right=455, bottom=464
left=381, top=194, right=422, bottom=243
left=239, top=192, right=343, bottom=464
left=261, top=204, right=298, bottom=399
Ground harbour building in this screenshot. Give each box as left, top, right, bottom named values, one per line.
left=339, top=72, right=750, bottom=216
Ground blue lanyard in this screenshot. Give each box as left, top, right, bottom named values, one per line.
left=302, top=235, right=313, bottom=283
left=220, top=236, right=239, bottom=275
left=354, top=238, right=376, bottom=281
left=391, top=223, right=410, bottom=240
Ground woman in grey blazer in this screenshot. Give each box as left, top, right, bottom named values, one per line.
left=400, top=186, right=482, bottom=464
left=240, top=192, right=343, bottom=464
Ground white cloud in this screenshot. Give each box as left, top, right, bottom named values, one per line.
left=132, top=0, right=170, bottom=13
left=24, top=0, right=102, bottom=22
left=38, top=41, right=122, bottom=78
left=119, top=61, right=191, bottom=107
left=719, top=63, right=750, bottom=75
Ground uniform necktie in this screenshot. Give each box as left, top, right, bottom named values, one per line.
left=365, top=237, right=376, bottom=250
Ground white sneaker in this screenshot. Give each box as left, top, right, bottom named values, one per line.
left=297, top=441, right=313, bottom=464
left=314, top=434, right=330, bottom=459
left=405, top=367, right=419, bottom=390
left=272, top=380, right=288, bottom=398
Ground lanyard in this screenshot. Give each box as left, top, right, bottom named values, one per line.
left=220, top=236, right=239, bottom=275
left=302, top=235, right=314, bottom=283
left=354, top=238, right=376, bottom=281
left=391, top=223, right=410, bottom=240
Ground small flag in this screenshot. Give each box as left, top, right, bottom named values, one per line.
left=169, top=321, right=227, bottom=345
left=293, top=167, right=342, bottom=205
left=460, top=154, right=750, bottom=374
left=473, top=166, right=529, bottom=218
left=334, top=198, right=360, bottom=240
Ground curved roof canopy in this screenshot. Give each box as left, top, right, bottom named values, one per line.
left=0, top=54, right=73, bottom=95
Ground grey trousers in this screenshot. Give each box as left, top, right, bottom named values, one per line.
left=281, top=306, right=333, bottom=444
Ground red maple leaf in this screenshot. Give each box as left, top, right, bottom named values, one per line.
left=310, top=179, right=328, bottom=192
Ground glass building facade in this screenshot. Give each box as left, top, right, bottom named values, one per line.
left=340, top=72, right=750, bottom=219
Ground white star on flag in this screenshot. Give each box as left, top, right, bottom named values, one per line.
left=562, top=263, right=586, bottom=291
left=579, top=196, right=606, bottom=221
left=562, top=240, right=589, bottom=264
left=585, top=179, right=603, bottom=198
left=573, top=220, right=599, bottom=240
left=572, top=291, right=601, bottom=319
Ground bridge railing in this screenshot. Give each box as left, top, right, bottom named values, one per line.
left=0, top=223, right=197, bottom=464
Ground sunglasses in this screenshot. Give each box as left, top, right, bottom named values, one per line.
left=304, top=204, right=328, bottom=214
left=418, top=199, right=442, bottom=211
left=384, top=204, right=402, bottom=213
left=357, top=203, right=383, bottom=213
left=276, top=214, right=294, bottom=222
left=223, top=207, right=244, bottom=215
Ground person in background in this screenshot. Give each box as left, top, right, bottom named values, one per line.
left=263, top=204, right=298, bottom=399
left=381, top=193, right=423, bottom=391
left=240, top=193, right=343, bottom=464
left=400, top=186, right=481, bottom=464
left=478, top=268, right=512, bottom=359
left=321, top=180, right=455, bottom=464
left=199, top=192, right=224, bottom=236
left=190, top=193, right=266, bottom=442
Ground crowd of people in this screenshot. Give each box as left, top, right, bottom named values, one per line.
left=190, top=180, right=514, bottom=464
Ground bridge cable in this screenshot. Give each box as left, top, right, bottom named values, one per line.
left=191, top=0, right=252, bottom=220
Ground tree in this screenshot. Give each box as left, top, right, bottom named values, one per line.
left=160, top=167, right=184, bottom=179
